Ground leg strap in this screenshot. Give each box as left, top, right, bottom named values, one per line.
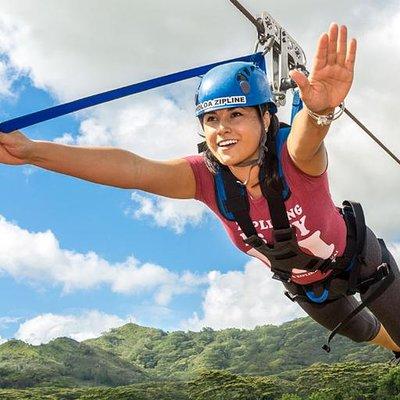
left=322, top=239, right=395, bottom=353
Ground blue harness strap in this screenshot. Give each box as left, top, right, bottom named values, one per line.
left=275, top=125, right=291, bottom=200
left=0, top=53, right=266, bottom=133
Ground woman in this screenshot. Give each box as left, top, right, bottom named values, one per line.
left=0, top=23, right=399, bottom=357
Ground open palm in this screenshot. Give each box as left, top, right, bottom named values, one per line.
left=290, top=24, right=357, bottom=113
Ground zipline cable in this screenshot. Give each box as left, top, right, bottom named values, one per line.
left=228, top=0, right=264, bottom=35
left=344, top=108, right=400, bottom=166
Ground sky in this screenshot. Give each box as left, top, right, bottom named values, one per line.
left=0, top=0, right=399, bottom=345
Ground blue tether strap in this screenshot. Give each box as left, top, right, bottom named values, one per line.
left=0, top=53, right=265, bottom=133
left=305, top=286, right=329, bottom=303
left=290, top=90, right=303, bottom=124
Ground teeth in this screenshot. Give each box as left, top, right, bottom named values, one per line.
left=218, top=139, right=238, bottom=147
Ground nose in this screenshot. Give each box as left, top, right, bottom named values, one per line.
left=217, top=116, right=232, bottom=134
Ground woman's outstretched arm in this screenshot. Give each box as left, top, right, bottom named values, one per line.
left=287, top=23, right=357, bottom=176
left=0, top=130, right=196, bottom=199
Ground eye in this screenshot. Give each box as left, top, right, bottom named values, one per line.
left=205, top=114, right=217, bottom=123
left=231, top=111, right=243, bottom=117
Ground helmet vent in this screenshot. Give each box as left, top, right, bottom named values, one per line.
left=240, top=80, right=251, bottom=94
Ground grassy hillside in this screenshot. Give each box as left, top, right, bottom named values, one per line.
left=0, top=337, right=147, bottom=388
left=86, top=317, right=391, bottom=380
left=0, top=317, right=393, bottom=389
left=0, top=364, right=399, bottom=399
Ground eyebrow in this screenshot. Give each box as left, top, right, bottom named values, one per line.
left=206, top=107, right=245, bottom=115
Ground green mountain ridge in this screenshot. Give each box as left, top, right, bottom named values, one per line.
left=0, top=336, right=148, bottom=388
left=0, top=317, right=393, bottom=389
left=85, top=317, right=391, bottom=379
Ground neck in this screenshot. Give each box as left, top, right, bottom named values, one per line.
left=229, top=163, right=261, bottom=188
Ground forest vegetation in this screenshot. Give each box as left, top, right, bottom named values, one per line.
left=0, top=317, right=398, bottom=399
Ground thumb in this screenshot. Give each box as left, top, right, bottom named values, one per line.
left=0, top=132, right=10, bottom=144
left=289, top=70, right=311, bottom=101
left=0, top=130, right=24, bottom=142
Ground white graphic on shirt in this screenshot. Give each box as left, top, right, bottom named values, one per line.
left=291, top=215, right=310, bottom=237
left=236, top=203, right=336, bottom=267
left=298, top=231, right=334, bottom=259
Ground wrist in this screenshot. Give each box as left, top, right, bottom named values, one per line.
left=309, top=106, right=335, bottom=114
left=26, top=140, right=44, bottom=164
left=306, top=103, right=345, bottom=126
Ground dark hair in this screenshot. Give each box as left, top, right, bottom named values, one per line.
left=202, top=105, right=281, bottom=190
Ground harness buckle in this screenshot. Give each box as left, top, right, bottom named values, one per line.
left=355, top=262, right=390, bottom=294
left=284, top=290, right=299, bottom=302
left=377, top=262, right=390, bottom=277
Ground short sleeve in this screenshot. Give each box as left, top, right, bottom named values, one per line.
left=183, top=155, right=215, bottom=204
left=280, top=141, right=330, bottom=193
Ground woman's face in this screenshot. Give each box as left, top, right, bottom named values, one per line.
left=202, top=107, right=270, bottom=166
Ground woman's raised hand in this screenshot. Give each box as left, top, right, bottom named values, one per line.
left=0, top=131, right=34, bottom=165
left=289, top=23, right=357, bottom=113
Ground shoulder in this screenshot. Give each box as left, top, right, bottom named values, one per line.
left=280, top=140, right=329, bottom=192
left=183, top=154, right=215, bottom=202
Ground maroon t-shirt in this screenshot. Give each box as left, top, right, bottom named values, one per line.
left=184, top=142, right=347, bottom=284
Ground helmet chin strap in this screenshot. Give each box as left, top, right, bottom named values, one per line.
left=232, top=128, right=268, bottom=186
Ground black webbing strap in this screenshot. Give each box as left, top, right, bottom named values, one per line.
left=259, top=153, right=290, bottom=231
left=220, top=168, right=258, bottom=237
left=322, top=239, right=395, bottom=353
left=344, top=201, right=367, bottom=294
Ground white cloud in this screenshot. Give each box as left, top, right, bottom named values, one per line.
left=0, top=316, right=21, bottom=329
left=0, top=14, right=24, bottom=96
left=0, top=59, right=16, bottom=96
left=181, top=258, right=306, bottom=331
left=54, top=92, right=201, bottom=160
left=128, top=192, right=208, bottom=234
left=0, top=215, right=207, bottom=305
left=0, top=336, right=6, bottom=345
left=322, top=8, right=400, bottom=239
left=14, top=310, right=129, bottom=345
left=389, top=243, right=400, bottom=265
left=181, top=242, right=400, bottom=331
left=0, top=0, right=254, bottom=101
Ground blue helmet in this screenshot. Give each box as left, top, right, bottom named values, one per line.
left=195, top=61, right=277, bottom=117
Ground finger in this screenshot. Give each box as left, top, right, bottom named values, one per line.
left=337, top=25, right=348, bottom=66
left=327, top=23, right=339, bottom=66
left=312, top=33, right=329, bottom=71
left=345, top=38, right=357, bottom=72
left=289, top=70, right=311, bottom=101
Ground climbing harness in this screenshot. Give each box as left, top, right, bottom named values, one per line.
left=224, top=0, right=398, bottom=352
left=210, top=108, right=394, bottom=352
left=193, top=54, right=395, bottom=351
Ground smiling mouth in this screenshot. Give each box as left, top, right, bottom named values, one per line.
left=217, top=139, right=238, bottom=149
